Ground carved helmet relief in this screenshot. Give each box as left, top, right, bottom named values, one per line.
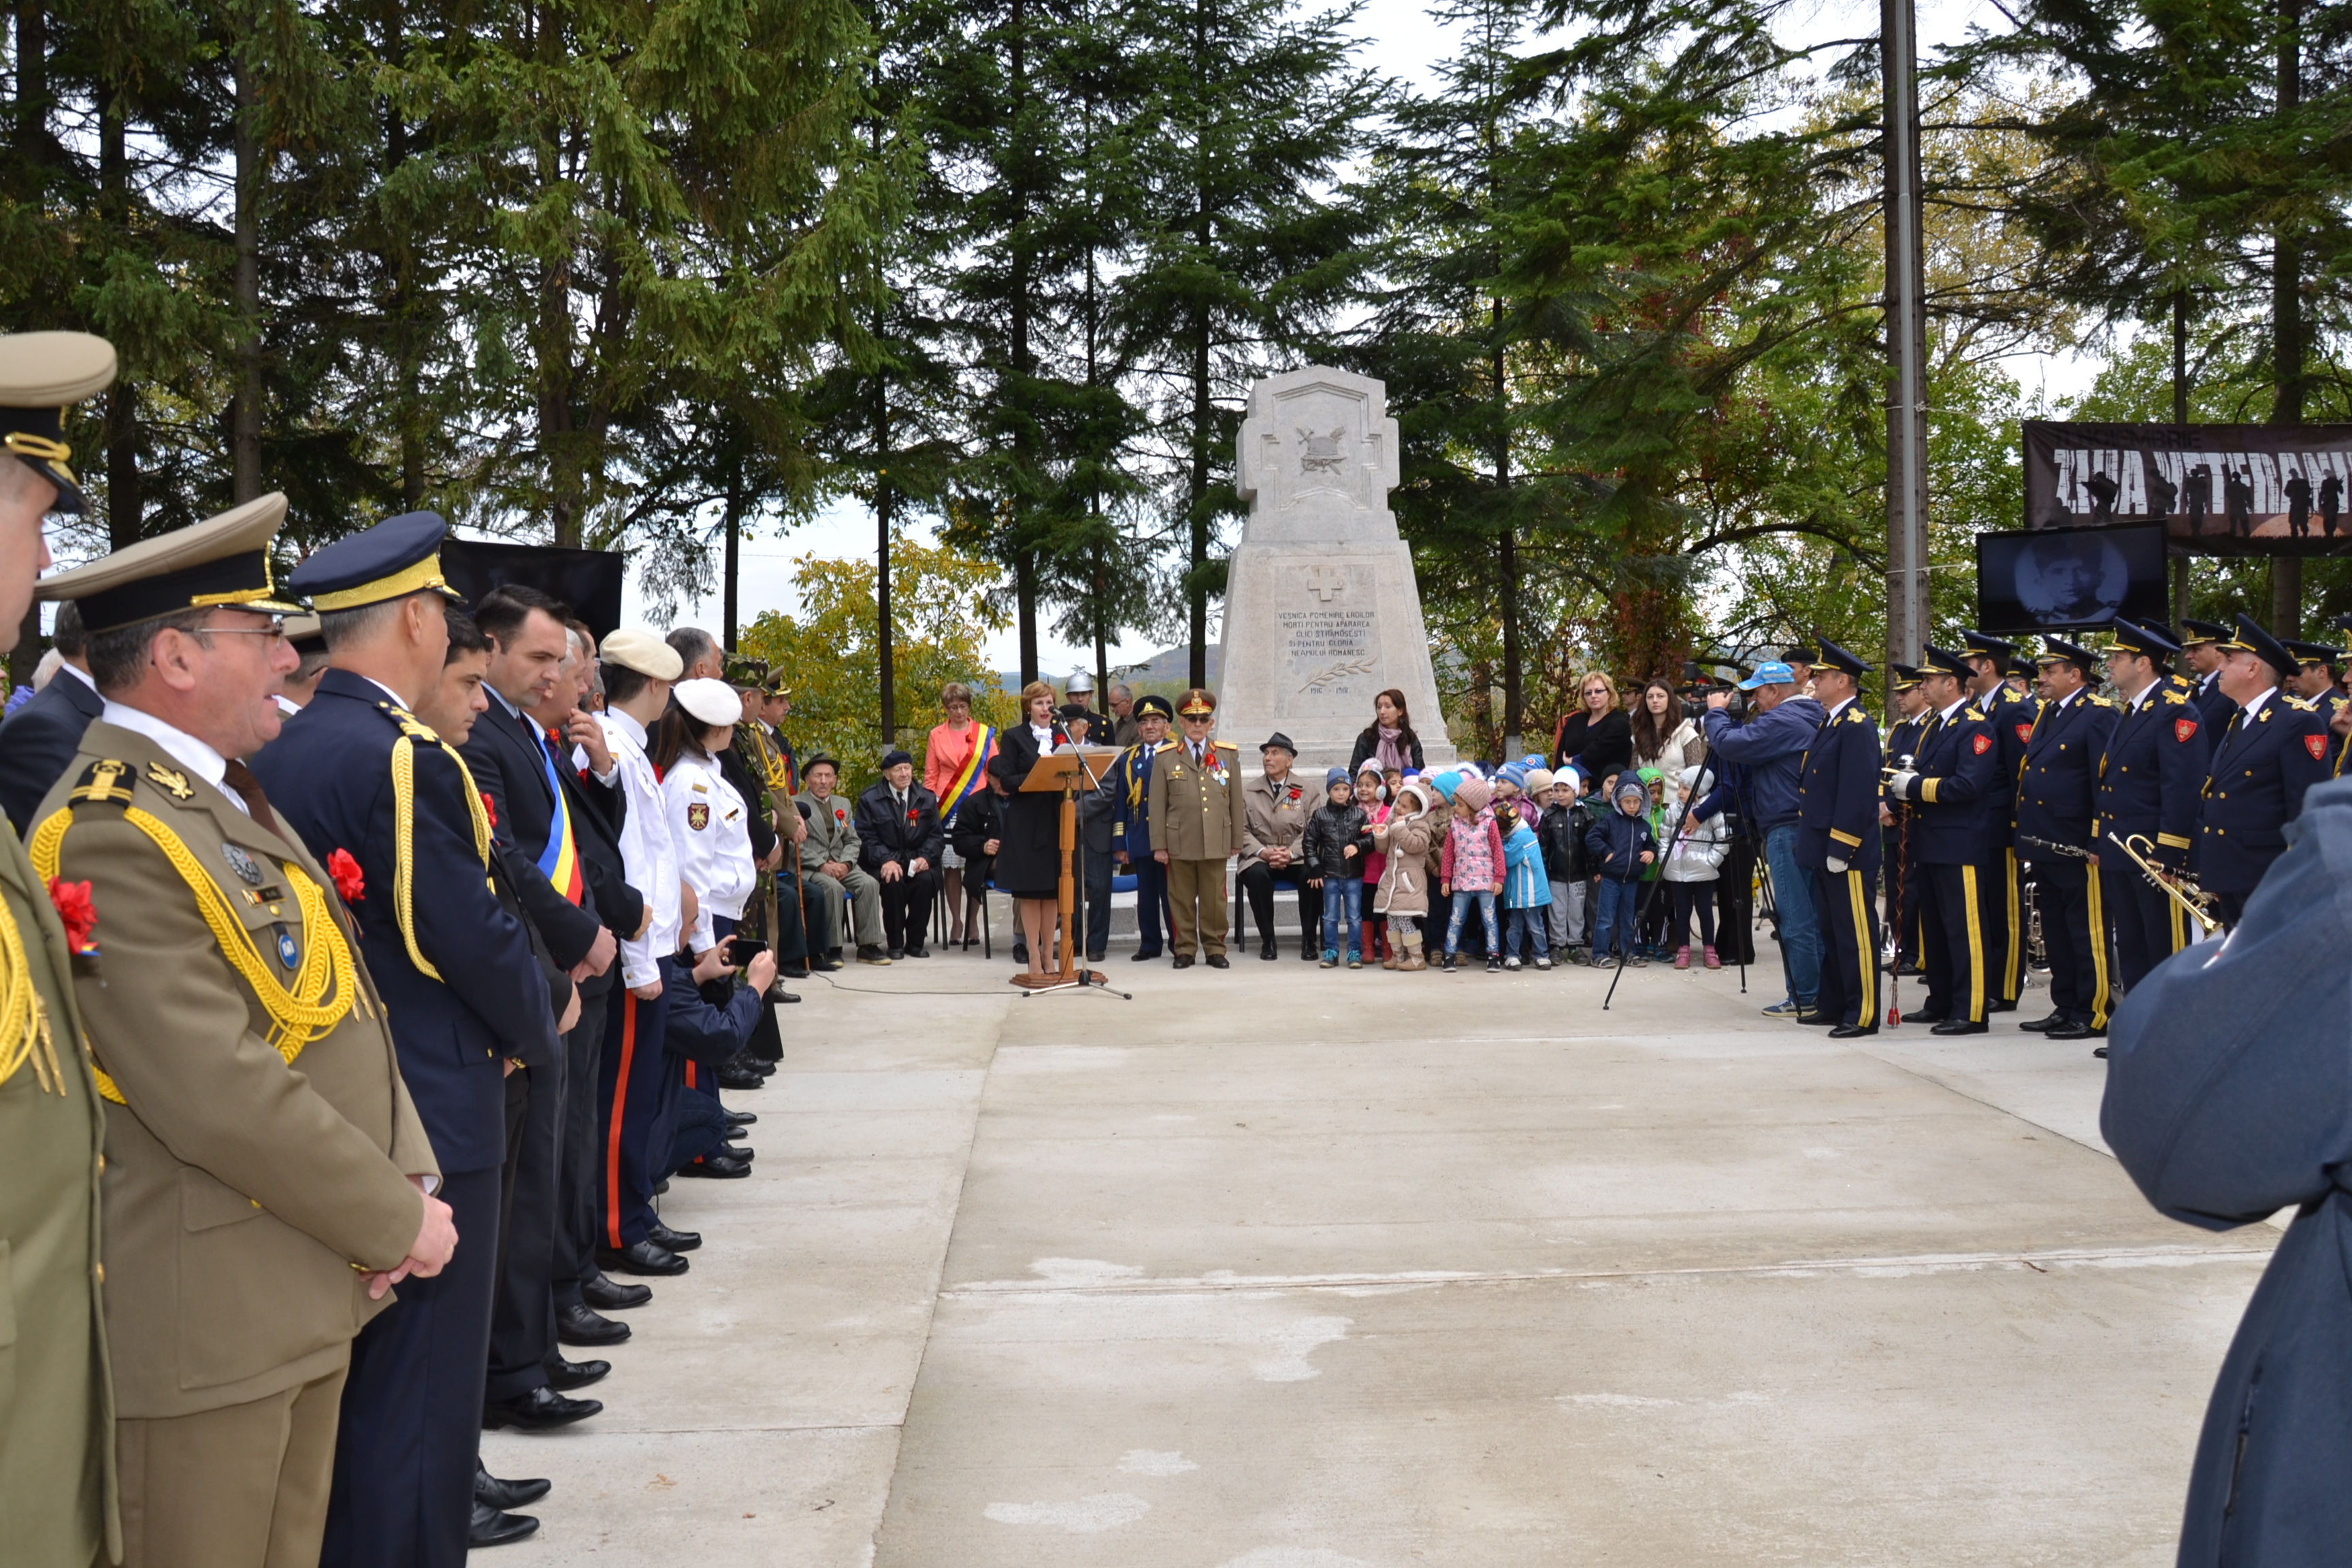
left=1297, top=426, right=1347, bottom=474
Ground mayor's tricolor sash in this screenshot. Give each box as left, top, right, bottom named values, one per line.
left=942, top=725, right=996, bottom=824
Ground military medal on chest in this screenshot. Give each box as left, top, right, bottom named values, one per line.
left=223, top=843, right=266, bottom=886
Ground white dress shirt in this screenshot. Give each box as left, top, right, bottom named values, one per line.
left=101, top=700, right=245, bottom=816
left=598, top=708, right=683, bottom=988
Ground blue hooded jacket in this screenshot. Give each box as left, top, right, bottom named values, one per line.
left=1700, top=697, right=1825, bottom=832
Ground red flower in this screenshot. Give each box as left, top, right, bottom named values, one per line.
left=46, top=877, right=97, bottom=954
left=480, top=790, right=498, bottom=829
left=327, top=847, right=366, bottom=903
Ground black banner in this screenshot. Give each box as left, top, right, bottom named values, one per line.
left=441, top=540, right=626, bottom=640
left=2021, top=421, right=2352, bottom=556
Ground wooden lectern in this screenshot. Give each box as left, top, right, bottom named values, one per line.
left=1012, top=745, right=1121, bottom=991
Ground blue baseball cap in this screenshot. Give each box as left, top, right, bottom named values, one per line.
left=1737, top=660, right=1795, bottom=690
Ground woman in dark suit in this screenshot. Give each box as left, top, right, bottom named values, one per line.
left=987, top=681, right=1066, bottom=979
left=1552, top=670, right=1631, bottom=782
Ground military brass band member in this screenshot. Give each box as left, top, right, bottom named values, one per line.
left=248, top=511, right=566, bottom=1568
left=2011, top=638, right=2117, bottom=1041
left=1886, top=646, right=1999, bottom=1034
left=1147, top=688, right=1245, bottom=968
left=0, top=330, right=119, bottom=1568
left=1107, top=693, right=1176, bottom=960
left=1795, top=639, right=1881, bottom=1037
left=2092, top=617, right=2208, bottom=1005
left=37, top=492, right=457, bottom=1568
left=2195, top=613, right=2334, bottom=930
left=2179, top=619, right=2238, bottom=730
left=1880, top=662, right=1929, bottom=975
left=1958, top=629, right=2035, bottom=1011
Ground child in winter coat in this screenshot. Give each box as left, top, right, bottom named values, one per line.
left=1303, top=766, right=1375, bottom=967
left=1584, top=777, right=1658, bottom=966
left=1354, top=759, right=1391, bottom=961
left=1373, top=777, right=1437, bottom=969
left=1499, top=799, right=1552, bottom=970
left=1660, top=763, right=1729, bottom=968
left=1439, top=777, right=1506, bottom=972
left=1535, top=768, right=1588, bottom=954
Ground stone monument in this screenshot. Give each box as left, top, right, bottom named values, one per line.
left=1215, top=365, right=1456, bottom=774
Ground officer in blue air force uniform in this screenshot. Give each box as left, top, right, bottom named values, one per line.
left=2195, top=612, right=2334, bottom=931
left=1886, top=645, right=2001, bottom=1034
left=1793, top=638, right=1881, bottom=1037
left=2092, top=617, right=2209, bottom=998
left=2012, top=638, right=2118, bottom=1041
left=1106, top=693, right=1176, bottom=960
left=247, top=512, right=566, bottom=1568
left=2180, top=619, right=2240, bottom=731
left=1957, top=629, right=2036, bottom=1010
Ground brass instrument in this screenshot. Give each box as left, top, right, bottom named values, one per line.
left=2105, top=832, right=2221, bottom=937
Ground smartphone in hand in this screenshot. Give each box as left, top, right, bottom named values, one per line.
left=724, top=936, right=768, bottom=968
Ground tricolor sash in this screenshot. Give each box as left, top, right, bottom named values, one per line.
left=536, top=726, right=585, bottom=904
left=942, top=725, right=996, bottom=824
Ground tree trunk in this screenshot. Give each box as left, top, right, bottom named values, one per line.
left=1186, top=0, right=1213, bottom=691
left=101, top=79, right=140, bottom=546
left=877, top=383, right=896, bottom=744
left=2271, top=0, right=2304, bottom=638
left=723, top=462, right=742, bottom=649
left=1492, top=329, right=1518, bottom=755
left=1009, top=0, right=1038, bottom=686
left=231, top=42, right=263, bottom=504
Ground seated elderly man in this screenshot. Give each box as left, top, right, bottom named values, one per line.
left=796, top=753, right=890, bottom=966
left=855, top=747, right=945, bottom=960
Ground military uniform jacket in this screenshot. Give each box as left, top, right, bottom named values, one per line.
left=35, top=720, right=436, bottom=1420
left=1107, top=740, right=1171, bottom=858
left=1892, top=703, right=2000, bottom=865
left=1239, top=770, right=1315, bottom=875
left=2013, top=690, right=2119, bottom=857
left=2191, top=670, right=2236, bottom=732
left=1795, top=700, right=1881, bottom=872
left=0, top=811, right=116, bottom=1561
left=1980, top=683, right=2040, bottom=841
left=2197, top=691, right=2335, bottom=894
left=250, top=669, right=557, bottom=1175
left=2093, top=684, right=2208, bottom=863
left=1147, top=740, right=1245, bottom=860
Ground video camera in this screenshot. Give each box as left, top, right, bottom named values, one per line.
left=1677, top=658, right=1744, bottom=721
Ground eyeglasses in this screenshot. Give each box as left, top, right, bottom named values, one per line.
left=201, top=625, right=289, bottom=642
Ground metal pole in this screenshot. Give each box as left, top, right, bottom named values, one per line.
left=1882, top=0, right=1929, bottom=683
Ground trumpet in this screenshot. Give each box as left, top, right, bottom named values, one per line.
left=2104, top=832, right=2221, bottom=937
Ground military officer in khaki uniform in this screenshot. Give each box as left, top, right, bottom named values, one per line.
left=0, top=331, right=120, bottom=1566
left=33, top=495, right=455, bottom=1568
left=1147, top=689, right=1244, bottom=968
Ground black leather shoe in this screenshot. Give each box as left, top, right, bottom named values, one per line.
left=725, top=1108, right=757, bottom=1126
left=1172, top=954, right=1194, bottom=968
left=1206, top=954, right=1230, bottom=968
left=677, top=1153, right=752, bottom=1179
left=1931, top=1019, right=1989, bottom=1035
left=780, top=964, right=810, bottom=980
left=717, top=1066, right=765, bottom=1091
left=2091, top=1045, right=2110, bottom=1058
left=857, top=944, right=893, bottom=964
left=646, top=1222, right=701, bottom=1253
left=1793, top=1011, right=1838, bottom=1026
left=1132, top=949, right=1162, bottom=962
left=1903, top=1008, right=1948, bottom=1025
left=887, top=946, right=905, bottom=961
left=582, top=1273, right=651, bottom=1311
left=1260, top=940, right=1277, bottom=961
left=1827, top=1023, right=1878, bottom=1039
left=545, top=1356, right=609, bottom=1391
left=811, top=955, right=844, bottom=972
left=2048, top=1022, right=2108, bottom=1041
left=470, top=1502, right=540, bottom=1548
left=483, top=1386, right=604, bottom=1432
left=2018, top=1012, right=2067, bottom=1032
left=557, top=1303, right=632, bottom=1345
left=772, top=987, right=802, bottom=1003
left=720, top=1141, right=755, bottom=1161
left=598, top=1239, right=688, bottom=1276
left=476, top=1462, right=552, bottom=1510
left=1301, top=945, right=1316, bottom=961
left=904, top=943, right=929, bottom=958
left=1987, top=997, right=2018, bottom=1013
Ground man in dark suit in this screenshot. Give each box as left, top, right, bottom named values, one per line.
left=2196, top=613, right=2334, bottom=929
left=1794, top=638, right=1882, bottom=1039
left=1958, top=629, right=2038, bottom=1013
left=2093, top=618, right=2209, bottom=1004
left=249, top=513, right=566, bottom=1568
left=459, top=585, right=621, bottom=1443
left=2013, top=638, right=2119, bottom=1041
left=1886, top=647, right=2002, bottom=1034
left=0, top=599, right=99, bottom=833
left=854, top=749, right=945, bottom=959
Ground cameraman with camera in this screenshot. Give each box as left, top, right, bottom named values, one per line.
left=1701, top=662, right=1826, bottom=1019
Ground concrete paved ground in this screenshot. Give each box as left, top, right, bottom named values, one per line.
left=483, top=917, right=2270, bottom=1565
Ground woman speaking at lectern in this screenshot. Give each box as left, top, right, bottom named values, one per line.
left=988, top=680, right=1067, bottom=979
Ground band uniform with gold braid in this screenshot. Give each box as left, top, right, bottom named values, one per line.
left=385, top=703, right=493, bottom=981
left=0, top=853, right=66, bottom=1096
left=28, top=758, right=370, bottom=1105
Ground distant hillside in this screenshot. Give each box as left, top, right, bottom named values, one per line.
left=995, top=645, right=1221, bottom=693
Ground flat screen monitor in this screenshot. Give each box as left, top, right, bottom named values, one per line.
left=1974, top=523, right=2168, bottom=634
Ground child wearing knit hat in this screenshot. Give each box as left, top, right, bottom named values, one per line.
left=1583, top=776, right=1659, bottom=966
left=1438, top=776, right=1506, bottom=972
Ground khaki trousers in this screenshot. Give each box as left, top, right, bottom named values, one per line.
left=118, top=1365, right=348, bottom=1568
left=1165, top=858, right=1230, bottom=958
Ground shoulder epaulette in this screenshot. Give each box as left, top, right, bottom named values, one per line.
left=1213, top=740, right=1239, bottom=751
left=2285, top=695, right=2317, bottom=711
left=2162, top=689, right=2187, bottom=704
left=1963, top=707, right=1987, bottom=723
left=1846, top=708, right=1869, bottom=724
left=67, top=757, right=135, bottom=806
left=2090, top=694, right=2116, bottom=707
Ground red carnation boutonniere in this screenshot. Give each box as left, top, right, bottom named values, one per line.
left=327, top=847, right=366, bottom=904
left=46, top=877, right=97, bottom=956
left=480, top=790, right=498, bottom=829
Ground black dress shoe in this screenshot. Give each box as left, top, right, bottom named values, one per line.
left=773, top=988, right=802, bottom=1003
left=582, top=1272, right=651, bottom=1310
left=725, top=1108, right=758, bottom=1126
left=1260, top=940, right=1277, bottom=961
left=1085, top=951, right=1105, bottom=964
left=810, top=955, right=844, bottom=972
left=1987, top=997, right=2018, bottom=1013
left=887, top=946, right=905, bottom=961
left=646, top=1222, right=701, bottom=1253
left=476, top=1463, right=552, bottom=1510
left=2018, top=1012, right=2067, bottom=1032
left=1793, top=1011, right=1838, bottom=1026
left=598, top=1239, right=689, bottom=1276
left=1206, top=954, right=1230, bottom=968
left=1931, top=1018, right=1989, bottom=1035
left=545, top=1355, right=610, bottom=1391
left=1902, top=1008, right=1948, bottom=1025
left=2092, top=1045, right=2110, bottom=1058
left=2048, top=1022, right=2108, bottom=1041
left=557, top=1303, right=632, bottom=1346
left=1172, top=954, right=1194, bottom=968
left=717, top=1065, right=766, bottom=1090
left=677, top=1153, right=751, bottom=1179
left=483, top=1386, right=604, bottom=1432
left=470, top=1502, right=540, bottom=1548
left=904, top=943, right=929, bottom=958
left=1132, top=949, right=1162, bottom=962
left=780, top=964, right=810, bottom=980
left=1827, top=1023, right=1878, bottom=1039
left=721, top=1141, right=755, bottom=1161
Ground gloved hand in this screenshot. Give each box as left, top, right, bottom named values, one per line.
left=2150, top=840, right=2188, bottom=872
left=1826, top=855, right=1849, bottom=875
left=1888, top=769, right=1919, bottom=798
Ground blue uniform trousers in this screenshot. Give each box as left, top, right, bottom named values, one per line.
left=596, top=964, right=674, bottom=1251
left=2102, top=862, right=2189, bottom=993
left=2032, top=860, right=2110, bottom=1025
left=321, top=1164, right=502, bottom=1568
left=1920, top=861, right=1988, bottom=1024
left=486, top=1032, right=563, bottom=1401
left=1980, top=846, right=2023, bottom=1002
left=1810, top=866, right=1879, bottom=1028
left=1129, top=855, right=1169, bottom=956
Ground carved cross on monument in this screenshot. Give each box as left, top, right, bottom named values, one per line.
left=1306, top=569, right=1345, bottom=603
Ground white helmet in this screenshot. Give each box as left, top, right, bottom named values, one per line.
left=1065, top=668, right=1096, bottom=696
